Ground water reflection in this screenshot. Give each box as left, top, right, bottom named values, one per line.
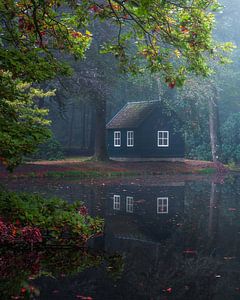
left=104, top=183, right=184, bottom=245
left=0, top=247, right=123, bottom=300
left=2, top=176, right=240, bottom=299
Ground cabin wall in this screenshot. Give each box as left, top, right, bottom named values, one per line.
left=107, top=128, right=140, bottom=157
left=137, top=108, right=184, bottom=158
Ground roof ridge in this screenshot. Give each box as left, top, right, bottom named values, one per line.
left=127, top=100, right=160, bottom=105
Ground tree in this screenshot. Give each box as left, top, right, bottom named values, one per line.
left=175, top=78, right=221, bottom=162
left=0, top=71, right=54, bottom=170
left=221, top=113, right=240, bottom=163
left=0, top=0, right=232, bottom=166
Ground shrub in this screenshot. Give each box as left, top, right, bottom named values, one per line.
left=0, top=190, right=103, bottom=246
left=28, top=136, right=64, bottom=161
left=221, top=113, right=240, bottom=163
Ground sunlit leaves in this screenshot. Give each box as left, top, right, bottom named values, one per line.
left=0, top=0, right=92, bottom=81
left=0, top=71, right=52, bottom=170
left=87, top=0, right=234, bottom=85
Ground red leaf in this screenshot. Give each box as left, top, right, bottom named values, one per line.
left=183, top=249, right=197, bottom=255
left=168, top=81, right=176, bottom=89
left=228, top=208, right=237, bottom=211
left=162, top=287, right=172, bottom=293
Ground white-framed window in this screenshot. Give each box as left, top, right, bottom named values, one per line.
left=127, top=131, right=134, bottom=147
left=114, top=131, right=121, bottom=147
left=126, top=196, right=134, bottom=213
left=157, top=131, right=169, bottom=147
left=157, top=197, right=168, bottom=214
left=113, top=195, right=121, bottom=210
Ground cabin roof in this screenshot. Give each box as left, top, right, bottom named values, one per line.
left=106, top=101, right=161, bottom=129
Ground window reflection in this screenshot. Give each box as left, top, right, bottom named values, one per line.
left=113, top=195, right=121, bottom=210
left=126, top=196, right=134, bottom=213
left=157, top=197, right=168, bottom=214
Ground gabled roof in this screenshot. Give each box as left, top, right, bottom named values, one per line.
left=106, top=101, right=161, bottom=129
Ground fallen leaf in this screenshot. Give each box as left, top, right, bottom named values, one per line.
left=223, top=256, right=236, bottom=260
left=76, top=296, right=93, bottom=300
left=162, top=287, right=172, bottom=293
left=183, top=249, right=197, bottom=255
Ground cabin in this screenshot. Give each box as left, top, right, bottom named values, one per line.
left=106, top=101, right=184, bottom=161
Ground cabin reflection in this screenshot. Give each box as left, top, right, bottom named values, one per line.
left=102, top=182, right=185, bottom=248
left=107, top=183, right=184, bottom=216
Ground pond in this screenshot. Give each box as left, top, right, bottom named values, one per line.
left=2, top=174, right=240, bottom=300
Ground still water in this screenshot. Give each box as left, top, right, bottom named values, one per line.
left=2, top=175, right=240, bottom=300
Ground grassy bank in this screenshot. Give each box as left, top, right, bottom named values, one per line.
left=0, top=158, right=229, bottom=179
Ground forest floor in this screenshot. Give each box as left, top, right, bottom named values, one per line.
left=0, top=158, right=230, bottom=180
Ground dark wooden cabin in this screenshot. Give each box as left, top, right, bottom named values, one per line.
left=106, top=101, right=184, bottom=161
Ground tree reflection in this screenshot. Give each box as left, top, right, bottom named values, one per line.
left=0, top=247, right=123, bottom=300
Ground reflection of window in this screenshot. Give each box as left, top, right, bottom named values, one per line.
left=114, top=131, right=121, bottom=147
left=127, top=131, right=134, bottom=147
left=126, top=196, right=134, bottom=213
left=157, top=197, right=168, bottom=214
left=113, top=195, right=121, bottom=210
left=157, top=131, right=169, bottom=147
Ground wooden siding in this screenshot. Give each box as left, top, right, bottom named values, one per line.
left=107, top=128, right=141, bottom=157
left=137, top=107, right=184, bottom=158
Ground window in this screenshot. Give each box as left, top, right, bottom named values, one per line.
left=113, top=195, right=121, bottom=210
left=157, top=131, right=169, bottom=147
left=157, top=197, right=168, bottom=214
left=126, top=196, right=134, bottom=213
left=127, top=131, right=134, bottom=147
left=114, top=131, right=121, bottom=147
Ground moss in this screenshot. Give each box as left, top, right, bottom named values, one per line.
left=197, top=167, right=216, bottom=174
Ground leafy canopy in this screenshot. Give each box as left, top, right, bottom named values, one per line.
left=88, top=0, right=234, bottom=86
left=0, top=0, right=233, bottom=85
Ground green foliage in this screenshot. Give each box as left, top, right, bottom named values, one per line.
left=0, top=190, right=104, bottom=245
left=0, top=0, right=91, bottom=170
left=29, top=136, right=64, bottom=161
left=197, top=167, right=216, bottom=174
left=8, top=169, right=138, bottom=179
left=221, top=113, right=240, bottom=163
left=0, top=71, right=52, bottom=171
left=187, top=143, right=212, bottom=161
left=95, top=0, right=234, bottom=84
left=0, top=0, right=91, bottom=82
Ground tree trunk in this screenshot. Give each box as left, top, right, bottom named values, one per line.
left=208, top=181, right=221, bottom=251
left=208, top=86, right=221, bottom=163
left=68, top=103, right=75, bottom=151
left=82, top=103, right=86, bottom=149
left=93, top=96, right=109, bottom=161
